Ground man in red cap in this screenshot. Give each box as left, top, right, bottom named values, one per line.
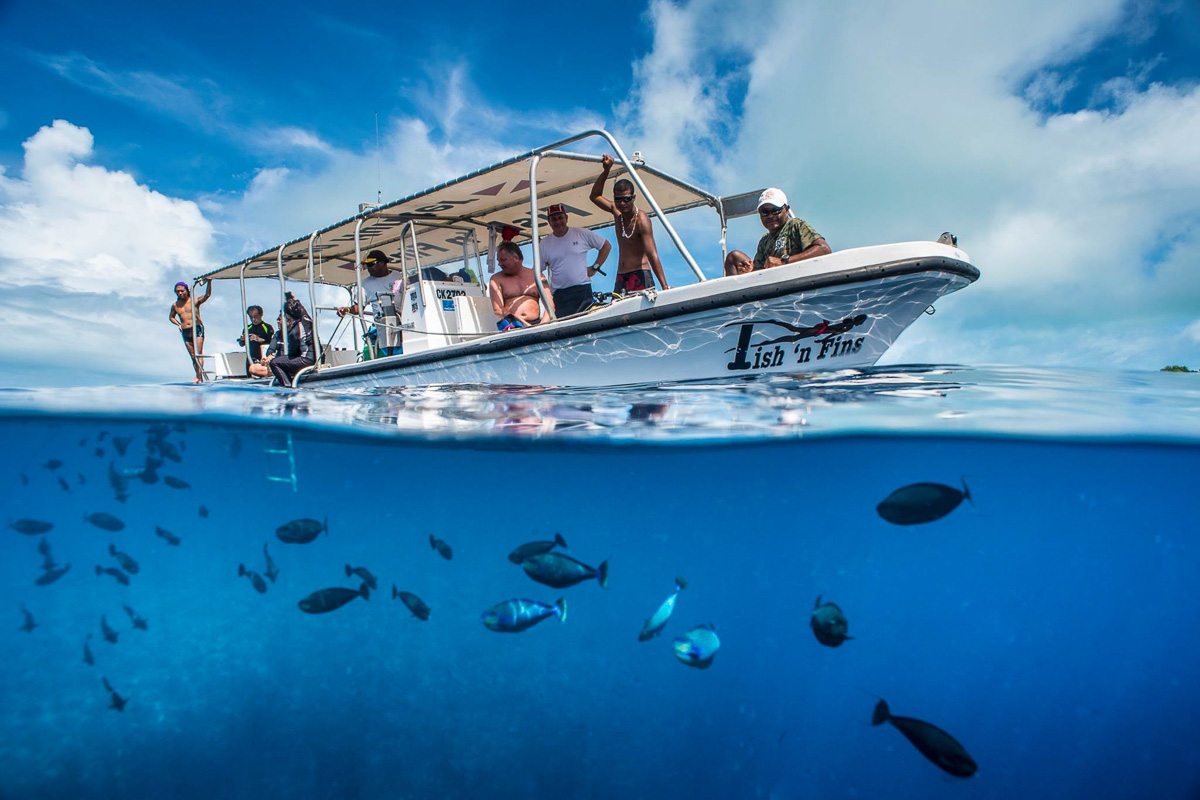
left=752, top=188, right=830, bottom=270
left=539, top=202, right=611, bottom=316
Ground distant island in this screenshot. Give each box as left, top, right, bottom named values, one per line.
left=1161, top=366, right=1196, bottom=372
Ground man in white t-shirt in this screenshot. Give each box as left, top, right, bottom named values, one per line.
left=337, top=249, right=403, bottom=355
left=539, top=203, right=611, bottom=317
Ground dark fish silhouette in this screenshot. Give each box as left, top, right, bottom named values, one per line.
left=107, top=462, right=127, bottom=494
left=138, top=460, right=160, bottom=485
left=811, top=595, right=852, bottom=647
left=522, top=552, right=608, bottom=589
left=19, top=472, right=29, bottom=485
left=109, top=545, right=139, bottom=574
left=429, top=535, right=453, bottom=560
left=872, top=699, right=977, bottom=778
left=156, top=439, right=182, bottom=463
left=198, top=505, right=209, bottom=518
left=123, top=604, right=148, bottom=630
left=155, top=526, right=181, bottom=546
left=85, top=512, right=125, bottom=532
left=38, top=537, right=57, bottom=569
left=83, top=634, right=94, bottom=666
left=392, top=586, right=430, bottom=620
left=673, top=624, right=721, bottom=669
left=163, top=476, right=190, bottom=489
left=344, top=565, right=378, bottom=590
left=19, top=605, right=37, bottom=632
left=112, top=436, right=132, bottom=456
left=263, top=543, right=279, bottom=583
left=877, top=480, right=972, bottom=526
left=507, top=532, right=568, bottom=564
left=276, top=517, right=326, bottom=544
left=43, top=459, right=63, bottom=471
left=481, top=597, right=566, bottom=632
left=9, top=519, right=53, bottom=535
left=100, top=615, right=119, bottom=644
left=36, top=564, right=71, bottom=586
left=639, top=577, right=687, bottom=641
left=102, top=677, right=129, bottom=712
left=94, top=448, right=105, bottom=458
left=58, top=477, right=71, bottom=492
left=77, top=472, right=86, bottom=485
left=238, top=564, right=267, bottom=594
left=95, top=566, right=130, bottom=586
left=298, top=583, right=370, bottom=614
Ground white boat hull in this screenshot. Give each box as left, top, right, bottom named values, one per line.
left=301, top=243, right=978, bottom=389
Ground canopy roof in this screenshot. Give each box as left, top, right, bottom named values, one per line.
left=198, top=133, right=720, bottom=287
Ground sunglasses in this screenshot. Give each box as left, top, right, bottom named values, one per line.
left=759, top=206, right=785, bottom=217
left=613, top=195, right=634, bottom=204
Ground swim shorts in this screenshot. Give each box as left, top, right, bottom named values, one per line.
left=614, top=270, right=654, bottom=295
left=180, top=324, right=205, bottom=343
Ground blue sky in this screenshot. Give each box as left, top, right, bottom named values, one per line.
left=1, top=0, right=1199, bottom=385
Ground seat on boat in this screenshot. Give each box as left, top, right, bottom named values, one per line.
left=209, top=352, right=248, bottom=378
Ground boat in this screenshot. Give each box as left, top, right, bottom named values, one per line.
left=192, top=130, right=979, bottom=388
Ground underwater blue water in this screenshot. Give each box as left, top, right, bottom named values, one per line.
left=2, top=366, right=1199, bottom=799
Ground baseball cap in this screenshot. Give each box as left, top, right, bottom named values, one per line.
left=363, top=249, right=390, bottom=265
left=546, top=203, right=567, bottom=217
left=756, top=188, right=788, bottom=210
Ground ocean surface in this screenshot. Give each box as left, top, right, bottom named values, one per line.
left=1, top=365, right=1199, bottom=800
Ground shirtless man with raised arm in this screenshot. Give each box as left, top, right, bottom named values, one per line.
left=488, top=242, right=553, bottom=330
left=589, top=154, right=670, bottom=294
left=168, top=280, right=212, bottom=383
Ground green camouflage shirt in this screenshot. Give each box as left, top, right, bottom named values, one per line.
left=753, top=217, right=823, bottom=269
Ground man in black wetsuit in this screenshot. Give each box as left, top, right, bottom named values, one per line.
left=268, top=293, right=316, bottom=387
left=237, top=305, right=274, bottom=364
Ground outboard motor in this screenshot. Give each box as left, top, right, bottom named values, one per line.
left=938, top=231, right=958, bottom=247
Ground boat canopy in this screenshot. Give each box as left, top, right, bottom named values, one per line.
left=198, top=134, right=720, bottom=288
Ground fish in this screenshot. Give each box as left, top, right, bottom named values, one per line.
left=344, top=564, right=378, bottom=590
left=77, top=472, right=86, bottom=485
left=9, top=519, right=53, bottom=535
left=115, top=492, right=130, bottom=504
left=522, top=552, right=608, bottom=589
left=238, top=564, right=268, bottom=594
left=109, top=545, right=140, bottom=574
left=146, top=423, right=170, bottom=439
left=276, top=517, right=327, bottom=544
left=163, top=476, right=190, bottom=489
left=507, top=532, right=568, bottom=564
left=155, top=526, right=181, bottom=546
left=112, top=436, right=132, bottom=456
left=263, top=543, right=279, bottom=583
left=100, top=614, right=119, bottom=644
left=481, top=597, right=566, bottom=633
left=876, top=480, right=972, bottom=526
left=20, top=472, right=29, bottom=485
left=638, top=577, right=687, bottom=641
left=872, top=699, right=978, bottom=778
left=123, top=604, right=148, bottom=630
left=58, top=476, right=71, bottom=492
left=673, top=624, right=721, bottom=669
left=19, top=605, right=37, bottom=632
left=83, top=635, right=94, bottom=666
left=36, top=564, right=71, bottom=586
left=429, top=535, right=453, bottom=560
left=95, top=566, right=131, bottom=586
left=156, top=439, right=182, bottom=463
left=811, top=595, right=853, bottom=647
left=392, top=586, right=430, bottom=620
left=43, top=459, right=63, bottom=471
left=102, top=677, right=129, bottom=712
left=94, top=447, right=105, bottom=458
left=85, top=512, right=125, bottom=532
left=138, top=464, right=159, bottom=485
left=298, top=583, right=370, bottom=614
left=38, top=537, right=57, bottom=569
left=198, top=505, right=209, bottom=518
left=107, top=462, right=127, bottom=494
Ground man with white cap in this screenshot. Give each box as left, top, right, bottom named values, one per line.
left=752, top=188, right=830, bottom=270
left=539, top=203, right=611, bottom=316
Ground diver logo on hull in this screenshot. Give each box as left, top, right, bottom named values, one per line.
left=725, top=315, right=869, bottom=371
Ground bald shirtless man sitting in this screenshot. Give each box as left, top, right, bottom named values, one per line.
left=488, top=242, right=553, bottom=331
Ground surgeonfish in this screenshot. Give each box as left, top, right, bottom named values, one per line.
left=238, top=564, right=268, bottom=594
left=19, top=605, right=37, bottom=632
left=638, top=577, right=687, bottom=641
left=344, top=565, right=378, bottom=590
left=876, top=480, right=972, bottom=526
left=108, top=545, right=139, bottom=574
left=429, top=535, right=453, bottom=560
left=673, top=624, right=720, bottom=669
left=9, top=519, right=54, bottom=535
left=123, top=604, right=148, bottom=631
left=263, top=543, right=279, bottom=583
left=95, top=566, right=131, bottom=586
left=85, top=513, right=125, bottom=532
left=111, top=436, right=131, bottom=456
left=393, top=586, right=431, bottom=620
left=35, top=564, right=71, bottom=586
left=155, top=526, right=182, bottom=546
left=507, top=532, right=568, bottom=564
left=43, top=459, right=63, bottom=471
left=810, top=595, right=852, bottom=647
left=100, top=615, right=119, bottom=644
left=298, top=583, right=370, bottom=614
left=163, top=475, right=190, bottom=489
left=83, top=635, right=94, bottom=666
left=481, top=597, right=566, bottom=633
left=522, top=552, right=608, bottom=589
left=198, top=505, right=209, bottom=518
left=102, top=677, right=129, bottom=712
left=276, top=517, right=326, bottom=544
left=872, top=699, right=977, bottom=777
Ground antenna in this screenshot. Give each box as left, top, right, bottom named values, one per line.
left=374, top=111, right=382, bottom=205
